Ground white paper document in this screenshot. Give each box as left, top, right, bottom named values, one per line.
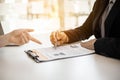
left=25, top=43, right=95, bottom=63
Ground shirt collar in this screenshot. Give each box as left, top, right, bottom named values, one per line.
left=109, top=0, right=116, bottom=4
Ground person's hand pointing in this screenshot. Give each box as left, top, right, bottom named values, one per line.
left=0, top=29, right=41, bottom=47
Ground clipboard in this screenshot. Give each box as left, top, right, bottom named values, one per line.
left=24, top=43, right=95, bottom=63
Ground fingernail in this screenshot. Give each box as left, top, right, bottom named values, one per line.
left=39, top=42, right=42, bottom=44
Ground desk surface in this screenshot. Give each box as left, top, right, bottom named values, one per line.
left=0, top=34, right=120, bottom=80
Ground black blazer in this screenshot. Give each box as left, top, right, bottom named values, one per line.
left=64, top=0, right=120, bottom=59
left=0, top=23, right=4, bottom=35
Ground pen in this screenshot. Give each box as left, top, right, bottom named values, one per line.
left=54, top=31, right=58, bottom=49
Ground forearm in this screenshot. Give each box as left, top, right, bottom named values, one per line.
left=64, top=7, right=95, bottom=43
left=0, top=35, right=9, bottom=47
left=64, top=0, right=100, bottom=43
left=64, top=26, right=93, bottom=43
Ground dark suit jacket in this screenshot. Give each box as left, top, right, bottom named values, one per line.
left=64, top=0, right=120, bottom=59
left=0, top=23, right=4, bottom=35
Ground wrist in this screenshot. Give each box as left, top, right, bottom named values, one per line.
left=61, top=32, right=69, bottom=43
left=0, top=34, right=9, bottom=47
left=65, top=35, right=69, bottom=43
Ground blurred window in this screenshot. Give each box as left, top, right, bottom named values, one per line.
left=0, top=0, right=95, bottom=34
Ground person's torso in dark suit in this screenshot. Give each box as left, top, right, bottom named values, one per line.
left=93, top=0, right=120, bottom=38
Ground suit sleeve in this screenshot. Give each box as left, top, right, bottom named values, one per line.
left=94, top=38, right=120, bottom=60
left=64, top=0, right=98, bottom=43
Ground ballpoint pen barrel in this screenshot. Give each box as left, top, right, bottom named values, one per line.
left=54, top=32, right=58, bottom=49
left=54, top=42, right=57, bottom=49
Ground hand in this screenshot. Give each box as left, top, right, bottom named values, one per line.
left=50, top=31, right=69, bottom=46
left=80, top=39, right=96, bottom=50
left=5, top=29, right=41, bottom=45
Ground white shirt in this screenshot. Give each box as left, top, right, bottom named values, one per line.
left=101, top=0, right=116, bottom=38
left=110, top=0, right=116, bottom=3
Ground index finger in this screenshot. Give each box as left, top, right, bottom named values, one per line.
left=29, top=36, right=42, bottom=44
